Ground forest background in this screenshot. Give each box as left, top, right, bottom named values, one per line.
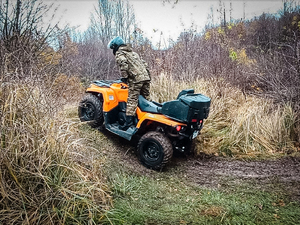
left=0, top=0, right=300, bottom=224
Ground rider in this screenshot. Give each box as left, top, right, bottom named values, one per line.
left=108, top=36, right=151, bottom=130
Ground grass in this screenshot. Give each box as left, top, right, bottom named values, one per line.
left=150, top=74, right=299, bottom=158
left=0, top=80, right=111, bottom=224
left=77, top=118, right=300, bottom=225
left=1, top=75, right=299, bottom=224
left=91, top=145, right=300, bottom=225
left=77, top=75, right=300, bottom=224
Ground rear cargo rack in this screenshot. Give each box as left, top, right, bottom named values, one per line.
left=161, top=91, right=211, bottom=123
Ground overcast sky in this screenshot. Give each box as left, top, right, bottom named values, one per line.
left=53, top=0, right=287, bottom=46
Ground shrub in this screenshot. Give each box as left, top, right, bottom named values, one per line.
left=0, top=79, right=111, bottom=224
left=151, top=75, right=297, bottom=157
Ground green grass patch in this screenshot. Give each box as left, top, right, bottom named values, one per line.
left=76, top=107, right=300, bottom=225
left=102, top=163, right=300, bottom=225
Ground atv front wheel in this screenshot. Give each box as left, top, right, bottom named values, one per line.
left=78, top=93, right=104, bottom=128
left=137, top=131, right=173, bottom=170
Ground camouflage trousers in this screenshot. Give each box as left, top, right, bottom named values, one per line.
left=126, top=80, right=150, bottom=116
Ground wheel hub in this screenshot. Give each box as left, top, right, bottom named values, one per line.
left=84, top=103, right=95, bottom=120
left=144, top=141, right=160, bottom=160
left=148, top=145, right=159, bottom=158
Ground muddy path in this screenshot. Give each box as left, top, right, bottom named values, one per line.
left=177, top=155, right=300, bottom=201
left=100, top=130, right=300, bottom=202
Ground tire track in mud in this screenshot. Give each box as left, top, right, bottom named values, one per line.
left=182, top=155, right=300, bottom=183
left=101, top=130, right=300, bottom=201
left=119, top=149, right=300, bottom=201
left=173, top=155, right=300, bottom=201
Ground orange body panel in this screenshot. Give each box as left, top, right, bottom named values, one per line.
left=86, top=82, right=185, bottom=128
left=135, top=108, right=185, bottom=128
left=86, top=83, right=128, bottom=112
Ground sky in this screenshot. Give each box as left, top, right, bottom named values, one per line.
left=52, top=0, right=288, bottom=47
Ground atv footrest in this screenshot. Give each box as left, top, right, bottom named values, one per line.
left=105, top=123, right=137, bottom=141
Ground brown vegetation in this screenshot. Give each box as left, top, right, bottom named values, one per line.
left=150, top=75, right=297, bottom=157
left=0, top=80, right=111, bottom=223
left=0, top=1, right=111, bottom=223
left=1, top=0, right=300, bottom=223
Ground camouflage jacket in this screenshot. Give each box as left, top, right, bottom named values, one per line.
left=115, top=44, right=151, bottom=83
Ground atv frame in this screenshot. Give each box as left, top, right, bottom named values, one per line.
left=79, top=79, right=210, bottom=170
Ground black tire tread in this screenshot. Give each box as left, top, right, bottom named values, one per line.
left=137, top=131, right=173, bottom=170
left=78, top=93, right=104, bottom=128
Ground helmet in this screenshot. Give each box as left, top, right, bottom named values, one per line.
left=107, top=36, right=125, bottom=49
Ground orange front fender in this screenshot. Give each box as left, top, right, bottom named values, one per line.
left=86, top=83, right=129, bottom=112
left=86, top=84, right=119, bottom=112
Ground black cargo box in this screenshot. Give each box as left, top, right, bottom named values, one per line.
left=161, top=91, right=211, bottom=123
left=179, top=94, right=211, bottom=110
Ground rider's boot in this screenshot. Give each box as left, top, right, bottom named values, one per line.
left=119, top=115, right=134, bottom=130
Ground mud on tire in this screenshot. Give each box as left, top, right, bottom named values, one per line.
left=78, top=93, right=104, bottom=128
left=137, top=131, right=173, bottom=170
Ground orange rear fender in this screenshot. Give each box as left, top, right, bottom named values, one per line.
left=136, top=108, right=185, bottom=128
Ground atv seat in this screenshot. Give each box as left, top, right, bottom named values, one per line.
left=138, top=95, right=162, bottom=113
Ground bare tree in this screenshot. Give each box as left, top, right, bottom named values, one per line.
left=0, top=0, right=62, bottom=80
left=71, top=0, right=138, bottom=81
left=90, top=0, right=136, bottom=47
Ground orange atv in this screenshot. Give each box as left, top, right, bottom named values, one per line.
left=78, top=79, right=211, bottom=170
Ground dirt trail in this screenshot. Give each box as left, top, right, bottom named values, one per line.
left=183, top=155, right=300, bottom=185
left=179, top=155, right=300, bottom=201
left=101, top=130, right=300, bottom=201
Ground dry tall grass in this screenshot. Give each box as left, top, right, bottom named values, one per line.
left=151, top=74, right=297, bottom=157
left=1, top=72, right=295, bottom=223
left=0, top=78, right=111, bottom=224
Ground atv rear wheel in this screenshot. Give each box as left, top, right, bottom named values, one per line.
left=137, top=131, right=173, bottom=170
left=78, top=93, right=104, bottom=128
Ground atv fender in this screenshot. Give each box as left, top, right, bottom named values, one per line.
left=136, top=108, right=185, bottom=129
left=86, top=84, right=122, bottom=112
